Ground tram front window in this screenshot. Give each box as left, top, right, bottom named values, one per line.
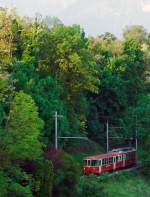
left=83, top=160, right=88, bottom=166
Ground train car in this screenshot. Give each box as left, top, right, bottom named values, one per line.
left=82, top=147, right=136, bottom=175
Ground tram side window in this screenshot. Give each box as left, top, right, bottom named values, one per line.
left=102, top=158, right=112, bottom=165
left=116, top=156, right=118, bottom=162
left=102, top=158, right=105, bottom=165
left=119, top=155, right=122, bottom=161
left=116, top=155, right=122, bottom=162
left=91, top=160, right=99, bottom=166
left=126, top=153, right=131, bottom=160
left=126, top=153, right=128, bottom=160
left=127, top=152, right=132, bottom=160
left=106, top=158, right=108, bottom=164
left=109, top=157, right=113, bottom=164
left=102, top=158, right=106, bottom=165
left=105, top=158, right=108, bottom=164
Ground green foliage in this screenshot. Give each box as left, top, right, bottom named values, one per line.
left=99, top=32, right=117, bottom=42
left=0, top=166, right=33, bottom=197
left=123, top=25, right=148, bottom=44
left=11, top=63, right=69, bottom=144
left=122, top=39, right=145, bottom=105
left=124, top=94, right=150, bottom=176
left=53, top=151, right=80, bottom=197
left=11, top=18, right=23, bottom=60
left=104, top=173, right=150, bottom=197
left=87, top=37, right=145, bottom=146
left=22, top=23, right=99, bottom=133
left=5, top=91, right=43, bottom=160
left=0, top=73, right=14, bottom=129
left=0, top=170, right=10, bottom=197
left=76, top=174, right=107, bottom=197
left=77, top=173, right=150, bottom=197
left=37, top=160, right=54, bottom=197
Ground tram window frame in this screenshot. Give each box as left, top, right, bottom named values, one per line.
left=88, top=160, right=91, bottom=166
left=113, top=157, right=116, bottom=163
left=106, top=158, right=108, bottom=164
left=99, top=160, right=102, bottom=166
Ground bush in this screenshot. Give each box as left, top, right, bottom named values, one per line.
left=76, top=174, right=107, bottom=197
left=44, top=148, right=80, bottom=197
left=38, top=160, right=54, bottom=197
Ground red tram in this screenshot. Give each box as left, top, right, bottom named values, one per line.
left=82, top=147, right=136, bottom=175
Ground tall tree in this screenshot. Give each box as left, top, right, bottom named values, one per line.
left=11, top=63, right=69, bottom=145
left=4, top=91, right=43, bottom=160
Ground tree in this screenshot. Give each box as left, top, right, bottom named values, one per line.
left=21, top=23, right=99, bottom=135
left=4, top=91, right=43, bottom=160
left=122, top=39, right=145, bottom=105
left=42, top=16, right=62, bottom=28
left=87, top=38, right=126, bottom=145
left=125, top=94, right=150, bottom=177
left=123, top=25, right=148, bottom=44
left=11, top=63, right=69, bottom=145
left=0, top=72, right=14, bottom=127
left=11, top=18, right=23, bottom=60
left=0, top=8, right=22, bottom=65
left=98, top=32, right=117, bottom=42
left=87, top=37, right=145, bottom=147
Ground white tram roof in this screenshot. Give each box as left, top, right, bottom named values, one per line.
left=109, top=147, right=136, bottom=153
left=84, top=147, right=136, bottom=160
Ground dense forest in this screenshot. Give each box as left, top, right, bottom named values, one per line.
left=0, top=8, right=150, bottom=196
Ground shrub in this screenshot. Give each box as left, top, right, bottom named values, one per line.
left=76, top=174, right=107, bottom=197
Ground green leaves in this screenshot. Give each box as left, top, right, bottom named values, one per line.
left=5, top=91, right=43, bottom=160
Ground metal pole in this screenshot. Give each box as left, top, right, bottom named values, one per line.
left=107, top=120, right=109, bottom=152
left=55, top=111, right=58, bottom=149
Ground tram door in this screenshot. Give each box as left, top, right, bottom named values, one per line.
left=113, top=156, right=116, bottom=170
